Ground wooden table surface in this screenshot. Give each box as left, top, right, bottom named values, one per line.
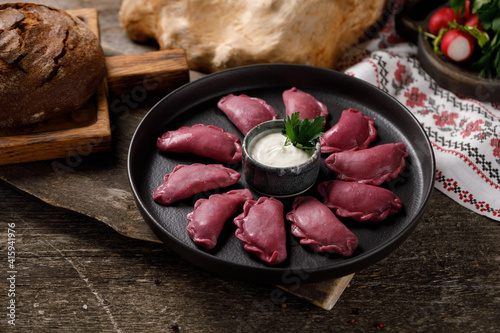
left=1, top=1, right=499, bottom=332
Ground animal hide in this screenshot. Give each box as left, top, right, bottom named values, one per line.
left=119, top=0, right=387, bottom=72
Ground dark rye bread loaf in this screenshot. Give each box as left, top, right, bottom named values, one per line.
left=0, top=3, right=106, bottom=129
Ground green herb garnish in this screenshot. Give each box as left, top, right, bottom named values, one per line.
left=450, top=0, right=500, bottom=78
left=283, top=112, right=325, bottom=150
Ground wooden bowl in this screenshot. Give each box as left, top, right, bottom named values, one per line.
left=395, top=0, right=500, bottom=102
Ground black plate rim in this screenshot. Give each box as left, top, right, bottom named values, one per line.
left=127, top=63, right=436, bottom=284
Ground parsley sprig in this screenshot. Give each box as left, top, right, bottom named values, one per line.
left=283, top=112, right=325, bottom=150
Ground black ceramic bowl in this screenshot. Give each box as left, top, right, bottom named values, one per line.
left=127, top=64, right=435, bottom=284
left=242, top=119, right=321, bottom=197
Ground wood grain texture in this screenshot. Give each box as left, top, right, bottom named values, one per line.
left=106, top=50, right=189, bottom=96
left=0, top=181, right=498, bottom=332
left=0, top=81, right=112, bottom=166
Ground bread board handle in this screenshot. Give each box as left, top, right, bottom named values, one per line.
left=105, top=49, right=190, bottom=96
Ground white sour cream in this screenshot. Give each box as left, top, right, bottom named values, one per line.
left=249, top=130, right=313, bottom=167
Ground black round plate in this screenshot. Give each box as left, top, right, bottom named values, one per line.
left=128, top=64, right=435, bottom=284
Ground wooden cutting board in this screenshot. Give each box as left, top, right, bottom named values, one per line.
left=0, top=8, right=189, bottom=166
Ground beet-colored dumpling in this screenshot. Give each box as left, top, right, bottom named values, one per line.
left=324, top=143, right=408, bottom=185
left=233, top=197, right=287, bottom=265
left=286, top=196, right=358, bottom=257
left=187, top=189, right=253, bottom=249
left=282, top=87, right=328, bottom=125
left=157, top=124, right=242, bottom=163
left=318, top=180, right=403, bottom=222
left=320, top=108, right=376, bottom=153
left=153, top=163, right=240, bottom=205
left=217, top=94, right=277, bottom=135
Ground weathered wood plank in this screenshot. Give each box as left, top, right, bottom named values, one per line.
left=106, top=49, right=189, bottom=95
left=1, top=181, right=498, bottom=332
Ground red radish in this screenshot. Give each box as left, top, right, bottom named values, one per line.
left=428, top=7, right=462, bottom=35
left=441, top=29, right=475, bottom=62
left=457, top=1, right=472, bottom=19
left=465, top=14, right=483, bottom=31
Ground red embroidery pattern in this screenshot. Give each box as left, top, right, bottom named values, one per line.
left=433, top=111, right=459, bottom=127
left=375, top=10, right=410, bottom=48
left=358, top=59, right=381, bottom=88
left=461, top=120, right=484, bottom=139
left=394, top=61, right=406, bottom=83
left=492, top=138, right=500, bottom=158
left=431, top=142, right=500, bottom=191
left=435, top=169, right=500, bottom=217
left=404, top=87, right=427, bottom=108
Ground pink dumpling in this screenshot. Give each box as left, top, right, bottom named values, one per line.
left=285, top=196, right=358, bottom=257
left=282, top=87, right=328, bottom=124
left=324, top=143, right=409, bottom=185
left=233, top=197, right=287, bottom=265
left=320, top=108, right=377, bottom=153
left=217, top=94, right=277, bottom=135
left=152, top=163, right=240, bottom=205
left=157, top=124, right=242, bottom=163
left=187, top=189, right=253, bottom=249
left=318, top=180, right=403, bottom=222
